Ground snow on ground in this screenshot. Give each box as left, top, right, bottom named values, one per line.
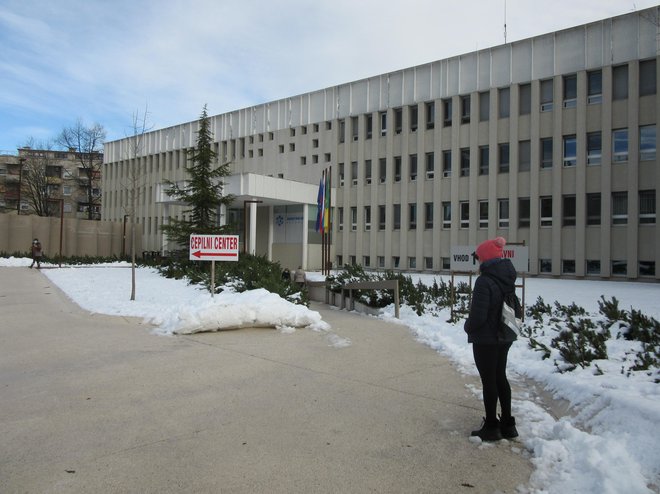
left=2, top=257, right=659, bottom=493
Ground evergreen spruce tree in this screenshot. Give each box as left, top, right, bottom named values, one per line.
left=161, top=105, right=233, bottom=248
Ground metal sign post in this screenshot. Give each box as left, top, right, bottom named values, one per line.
left=189, top=234, right=240, bottom=297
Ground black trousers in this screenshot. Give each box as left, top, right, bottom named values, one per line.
left=472, top=343, right=512, bottom=422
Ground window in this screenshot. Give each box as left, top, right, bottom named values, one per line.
left=338, top=163, right=345, bottom=186
left=541, top=138, right=553, bottom=168
left=461, top=95, right=471, bottom=123
left=365, top=159, right=372, bottom=184
left=351, top=161, right=358, bottom=185
left=519, top=197, right=530, bottom=227
left=562, top=260, right=576, bottom=274
left=519, top=83, right=531, bottom=115
left=366, top=114, right=373, bottom=139
left=409, top=154, right=417, bottom=181
left=338, top=207, right=344, bottom=231
left=338, top=120, right=345, bottom=143
left=442, top=150, right=452, bottom=177
left=498, top=143, right=510, bottom=173
left=351, top=116, right=359, bottom=141
left=379, top=158, right=386, bottom=183
left=350, top=207, right=357, bottom=231
left=364, top=206, right=371, bottom=231
left=498, top=199, right=509, bottom=228
left=460, top=201, right=469, bottom=228
left=639, top=190, right=656, bottom=224
left=425, top=152, right=434, bottom=179
left=563, top=195, right=576, bottom=226
left=425, top=257, right=433, bottom=270
left=479, top=91, right=490, bottom=121
left=393, top=204, right=401, bottom=230
left=479, top=146, right=489, bottom=175
left=586, top=260, right=601, bottom=275
left=312, top=139, right=319, bottom=148
left=587, top=132, right=602, bottom=165
left=408, top=257, right=417, bottom=269
left=639, top=59, right=657, bottom=96
left=540, top=196, right=553, bottom=227
left=443, top=98, right=452, bottom=126
left=540, top=79, right=553, bottom=111
left=378, top=205, right=386, bottom=230
left=394, top=108, right=403, bottom=134
left=409, top=203, right=417, bottom=230
left=278, top=144, right=284, bottom=153
left=588, top=70, right=602, bottom=104
left=378, top=256, right=385, bottom=268
left=479, top=201, right=489, bottom=228
left=540, top=259, right=552, bottom=273
left=587, top=193, right=601, bottom=225
left=613, top=64, right=628, bottom=100
left=640, top=125, right=656, bottom=161
left=349, top=256, right=357, bottom=267
left=410, top=106, right=418, bottom=132
left=460, top=148, right=470, bottom=176
left=425, top=102, right=435, bottom=129
left=563, top=75, right=577, bottom=108
left=612, top=261, right=627, bottom=276
left=519, top=140, right=531, bottom=171
left=639, top=261, right=656, bottom=277
left=424, top=202, right=433, bottom=229
left=380, top=112, right=387, bottom=136
left=313, top=123, right=319, bottom=132
left=300, top=156, right=307, bottom=165
left=498, top=87, right=510, bottom=118
left=63, top=185, right=72, bottom=196
left=563, top=135, right=576, bottom=167
left=394, top=156, right=402, bottom=182
left=612, top=129, right=629, bottom=162
left=363, top=256, right=371, bottom=267
left=612, top=192, right=628, bottom=225
left=442, top=201, right=452, bottom=228
left=326, top=121, right=332, bottom=130
left=392, top=257, right=400, bottom=269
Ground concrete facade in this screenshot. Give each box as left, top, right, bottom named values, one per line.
left=103, top=7, right=659, bottom=280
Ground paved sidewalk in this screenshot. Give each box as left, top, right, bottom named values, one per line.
left=0, top=267, right=532, bottom=493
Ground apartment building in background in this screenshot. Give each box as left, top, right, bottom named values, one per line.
left=102, top=7, right=659, bottom=280
left=0, top=147, right=102, bottom=219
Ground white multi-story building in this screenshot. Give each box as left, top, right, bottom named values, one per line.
left=103, top=7, right=658, bottom=280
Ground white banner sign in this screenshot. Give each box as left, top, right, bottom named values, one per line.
left=189, top=234, right=239, bottom=261
left=450, top=245, right=529, bottom=273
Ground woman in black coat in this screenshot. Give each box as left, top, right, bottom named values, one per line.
left=464, top=237, right=519, bottom=441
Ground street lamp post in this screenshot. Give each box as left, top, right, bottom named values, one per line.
left=17, top=157, right=25, bottom=214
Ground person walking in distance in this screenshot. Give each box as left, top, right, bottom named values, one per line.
left=463, top=237, right=519, bottom=441
left=293, top=266, right=306, bottom=288
left=30, top=238, right=43, bottom=269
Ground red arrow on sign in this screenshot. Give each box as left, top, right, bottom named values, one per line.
left=192, top=251, right=239, bottom=259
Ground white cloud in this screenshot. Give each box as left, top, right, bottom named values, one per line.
left=0, top=0, right=656, bottom=149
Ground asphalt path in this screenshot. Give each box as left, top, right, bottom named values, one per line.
left=0, top=266, right=533, bottom=493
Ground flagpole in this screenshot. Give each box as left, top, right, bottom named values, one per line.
left=326, top=166, right=331, bottom=276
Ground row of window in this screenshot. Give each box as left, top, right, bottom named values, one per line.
left=335, top=125, right=656, bottom=185
left=335, top=59, right=656, bottom=142
left=336, top=191, right=656, bottom=231
left=334, top=255, right=656, bottom=277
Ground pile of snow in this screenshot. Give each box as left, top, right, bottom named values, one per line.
left=2, top=257, right=659, bottom=492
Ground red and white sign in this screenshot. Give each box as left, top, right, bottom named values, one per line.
left=450, top=245, right=529, bottom=273
left=189, top=234, right=239, bottom=261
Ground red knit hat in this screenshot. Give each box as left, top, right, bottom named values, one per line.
left=475, top=237, right=506, bottom=263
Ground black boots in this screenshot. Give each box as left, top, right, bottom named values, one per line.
left=471, top=418, right=502, bottom=441
left=471, top=416, right=519, bottom=441
left=500, top=416, right=519, bottom=439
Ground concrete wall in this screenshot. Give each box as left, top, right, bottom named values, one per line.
left=0, top=213, right=142, bottom=257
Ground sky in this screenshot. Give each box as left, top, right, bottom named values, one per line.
left=0, top=0, right=658, bottom=153
left=1, top=257, right=659, bottom=492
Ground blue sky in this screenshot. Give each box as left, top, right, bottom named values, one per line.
left=0, top=0, right=656, bottom=153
